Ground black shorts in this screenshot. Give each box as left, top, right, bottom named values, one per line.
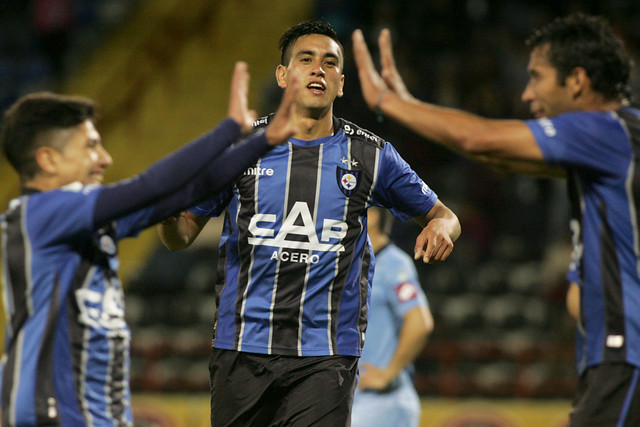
left=209, top=348, right=359, bottom=427
left=570, top=362, right=640, bottom=426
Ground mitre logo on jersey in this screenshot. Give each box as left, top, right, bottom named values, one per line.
left=248, top=201, right=347, bottom=254
left=336, top=166, right=361, bottom=196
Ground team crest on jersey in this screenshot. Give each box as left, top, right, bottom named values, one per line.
left=336, top=166, right=361, bottom=196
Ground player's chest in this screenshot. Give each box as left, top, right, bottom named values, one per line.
left=234, top=144, right=376, bottom=209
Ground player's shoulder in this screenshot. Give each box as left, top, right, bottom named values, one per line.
left=334, top=117, right=386, bottom=149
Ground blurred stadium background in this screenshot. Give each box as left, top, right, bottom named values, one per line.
left=1, top=0, right=639, bottom=426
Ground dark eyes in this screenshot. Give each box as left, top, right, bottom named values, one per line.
left=299, top=57, right=338, bottom=67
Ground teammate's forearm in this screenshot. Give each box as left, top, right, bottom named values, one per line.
left=146, top=131, right=272, bottom=224
left=94, top=118, right=241, bottom=226
left=379, top=92, right=540, bottom=162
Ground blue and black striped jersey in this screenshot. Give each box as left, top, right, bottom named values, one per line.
left=1, top=186, right=144, bottom=426
left=0, top=119, right=273, bottom=426
left=527, top=107, right=640, bottom=373
left=191, top=116, right=438, bottom=357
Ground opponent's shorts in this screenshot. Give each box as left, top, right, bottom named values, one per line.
left=209, top=348, right=358, bottom=426
left=570, top=362, right=640, bottom=426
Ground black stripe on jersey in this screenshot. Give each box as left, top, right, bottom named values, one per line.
left=212, top=215, right=231, bottom=345
left=4, top=203, right=30, bottom=337
left=234, top=161, right=258, bottom=350
left=67, top=261, right=95, bottom=424
left=270, top=144, right=322, bottom=354
left=2, top=203, right=28, bottom=425
left=328, top=124, right=380, bottom=353
left=107, top=334, right=127, bottom=422
left=35, top=275, right=62, bottom=425
left=599, top=199, right=626, bottom=361
left=566, top=172, right=587, bottom=335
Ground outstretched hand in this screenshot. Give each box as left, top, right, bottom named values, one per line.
left=352, top=29, right=388, bottom=110
left=377, top=29, right=413, bottom=102
left=228, top=61, right=258, bottom=134
left=352, top=29, right=414, bottom=112
left=265, top=73, right=300, bottom=146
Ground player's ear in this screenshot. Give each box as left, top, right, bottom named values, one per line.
left=567, top=66, right=589, bottom=100
left=337, top=74, right=345, bottom=98
left=276, top=65, right=288, bottom=89
left=35, top=146, right=60, bottom=175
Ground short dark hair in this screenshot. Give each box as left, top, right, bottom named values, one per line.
left=279, top=20, right=344, bottom=66
left=526, top=13, right=633, bottom=101
left=1, top=92, right=96, bottom=180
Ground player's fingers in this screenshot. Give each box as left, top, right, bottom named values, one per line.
left=279, top=72, right=299, bottom=114
left=228, top=61, right=252, bottom=131
left=352, top=29, right=376, bottom=74
left=414, top=232, right=428, bottom=261
left=266, top=74, right=300, bottom=145
left=379, top=29, right=396, bottom=70
left=352, top=29, right=386, bottom=108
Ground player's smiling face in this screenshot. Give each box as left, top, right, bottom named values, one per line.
left=53, top=120, right=112, bottom=186
left=277, top=34, right=345, bottom=113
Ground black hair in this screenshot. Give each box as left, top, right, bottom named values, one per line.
left=1, top=92, right=96, bottom=180
left=526, top=13, right=632, bottom=101
left=278, top=19, right=344, bottom=66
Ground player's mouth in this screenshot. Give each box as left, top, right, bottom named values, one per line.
left=90, top=172, right=105, bottom=183
left=307, top=81, right=326, bottom=95
left=531, top=109, right=545, bottom=119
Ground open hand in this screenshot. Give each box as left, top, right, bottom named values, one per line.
left=352, top=29, right=389, bottom=110
left=414, top=218, right=454, bottom=264
left=228, top=61, right=258, bottom=134
left=265, top=72, right=301, bottom=145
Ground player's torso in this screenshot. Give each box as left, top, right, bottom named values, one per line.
left=1, top=196, right=132, bottom=426
left=570, top=108, right=640, bottom=370
left=214, top=123, right=384, bottom=356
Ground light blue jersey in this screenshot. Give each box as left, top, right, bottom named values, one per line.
left=351, top=244, right=428, bottom=427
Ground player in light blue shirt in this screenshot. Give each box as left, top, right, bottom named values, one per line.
left=352, top=206, right=433, bottom=427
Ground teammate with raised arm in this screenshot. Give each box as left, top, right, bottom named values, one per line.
left=0, top=62, right=299, bottom=426
left=353, top=13, right=640, bottom=426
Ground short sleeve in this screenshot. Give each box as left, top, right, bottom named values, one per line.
left=526, top=111, right=630, bottom=173
left=372, top=142, right=437, bottom=221
left=382, top=249, right=428, bottom=318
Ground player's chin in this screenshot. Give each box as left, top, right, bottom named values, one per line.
left=89, top=175, right=105, bottom=185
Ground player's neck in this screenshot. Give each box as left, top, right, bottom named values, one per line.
left=292, top=107, right=334, bottom=140
left=23, top=176, right=64, bottom=192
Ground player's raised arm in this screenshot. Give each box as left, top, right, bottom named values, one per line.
left=352, top=29, right=551, bottom=173
left=157, top=66, right=301, bottom=251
